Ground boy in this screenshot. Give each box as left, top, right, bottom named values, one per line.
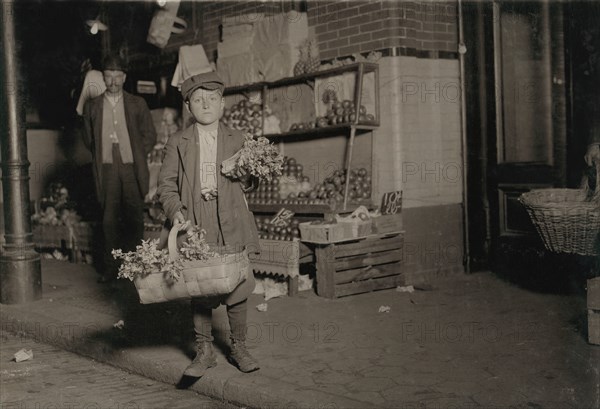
left=157, top=71, right=260, bottom=377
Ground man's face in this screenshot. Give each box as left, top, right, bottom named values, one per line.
left=103, top=70, right=126, bottom=94
left=186, top=88, right=224, bottom=125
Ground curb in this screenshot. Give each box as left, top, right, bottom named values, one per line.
left=1, top=305, right=378, bottom=409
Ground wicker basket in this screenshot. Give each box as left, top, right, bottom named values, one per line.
left=519, top=187, right=600, bottom=256
left=133, top=225, right=249, bottom=304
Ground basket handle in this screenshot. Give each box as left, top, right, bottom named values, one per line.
left=167, top=221, right=192, bottom=261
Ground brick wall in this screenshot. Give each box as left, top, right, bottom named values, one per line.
left=308, top=1, right=458, bottom=60
left=192, top=0, right=458, bottom=62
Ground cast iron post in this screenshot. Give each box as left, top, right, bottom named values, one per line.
left=0, top=0, right=42, bottom=303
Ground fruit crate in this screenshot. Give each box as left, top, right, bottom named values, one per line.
left=70, top=223, right=95, bottom=263
left=299, top=219, right=371, bottom=244
left=588, top=277, right=600, bottom=345
left=338, top=219, right=372, bottom=238
left=32, top=225, right=72, bottom=250
left=298, top=222, right=347, bottom=244
left=371, top=214, right=403, bottom=234
left=313, top=232, right=404, bottom=298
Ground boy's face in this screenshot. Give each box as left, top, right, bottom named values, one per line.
left=186, top=88, right=224, bottom=126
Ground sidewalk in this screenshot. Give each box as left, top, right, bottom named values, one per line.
left=1, top=259, right=599, bottom=409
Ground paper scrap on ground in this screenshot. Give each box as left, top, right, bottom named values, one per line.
left=396, top=285, right=415, bottom=293
left=256, top=303, right=268, bottom=312
left=378, top=305, right=391, bottom=313
left=14, top=349, right=33, bottom=362
left=113, top=320, right=125, bottom=329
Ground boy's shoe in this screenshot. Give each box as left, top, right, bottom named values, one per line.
left=227, top=339, right=259, bottom=373
left=183, top=341, right=217, bottom=377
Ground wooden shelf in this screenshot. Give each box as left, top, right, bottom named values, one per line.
left=223, top=62, right=380, bottom=96
left=263, top=123, right=378, bottom=139
left=249, top=199, right=373, bottom=215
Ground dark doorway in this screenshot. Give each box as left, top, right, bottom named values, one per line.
left=464, top=1, right=598, bottom=292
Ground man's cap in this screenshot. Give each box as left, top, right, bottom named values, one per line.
left=102, top=53, right=128, bottom=72
left=181, top=71, right=225, bottom=101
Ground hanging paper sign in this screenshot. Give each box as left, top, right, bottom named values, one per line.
left=380, top=191, right=403, bottom=215
left=270, top=208, right=295, bottom=227
left=137, top=80, right=157, bottom=94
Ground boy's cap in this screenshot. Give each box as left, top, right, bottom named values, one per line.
left=181, top=72, right=225, bottom=100
left=102, top=53, right=128, bottom=72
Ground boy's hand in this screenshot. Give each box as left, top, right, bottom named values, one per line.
left=232, top=165, right=248, bottom=180
left=222, top=164, right=248, bottom=180
left=173, top=211, right=186, bottom=225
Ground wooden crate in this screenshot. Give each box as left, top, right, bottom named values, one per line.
left=71, top=223, right=94, bottom=251
left=588, top=277, right=600, bottom=345
left=32, top=225, right=72, bottom=249
left=299, top=222, right=348, bottom=244
left=299, top=220, right=372, bottom=244
left=71, top=223, right=97, bottom=264
left=314, top=232, right=404, bottom=298
left=371, top=214, right=403, bottom=234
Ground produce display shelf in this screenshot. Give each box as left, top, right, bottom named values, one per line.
left=249, top=200, right=373, bottom=215
left=223, top=82, right=267, bottom=96
left=223, top=62, right=379, bottom=96
left=263, top=123, right=378, bottom=139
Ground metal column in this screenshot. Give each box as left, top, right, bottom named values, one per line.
left=0, top=0, right=42, bottom=303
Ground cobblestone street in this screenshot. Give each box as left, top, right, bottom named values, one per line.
left=0, top=332, right=240, bottom=409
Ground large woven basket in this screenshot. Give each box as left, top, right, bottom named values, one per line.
left=133, top=225, right=249, bottom=304
left=519, top=186, right=600, bottom=256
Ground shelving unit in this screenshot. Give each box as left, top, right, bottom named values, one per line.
left=224, top=62, right=380, bottom=213
left=222, top=63, right=382, bottom=290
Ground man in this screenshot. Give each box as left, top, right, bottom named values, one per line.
left=83, top=53, right=157, bottom=283
left=157, top=71, right=260, bottom=377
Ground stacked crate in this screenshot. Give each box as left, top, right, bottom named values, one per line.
left=315, top=232, right=404, bottom=298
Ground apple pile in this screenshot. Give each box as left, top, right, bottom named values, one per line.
left=246, top=156, right=372, bottom=206
left=246, top=157, right=315, bottom=204
left=254, top=216, right=301, bottom=241
left=303, top=167, right=371, bottom=203
left=320, top=99, right=375, bottom=127
left=288, top=100, right=375, bottom=132
left=221, top=99, right=264, bottom=137
left=247, top=176, right=282, bottom=204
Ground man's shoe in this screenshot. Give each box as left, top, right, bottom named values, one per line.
left=183, top=341, right=217, bottom=378
left=227, top=340, right=259, bottom=373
